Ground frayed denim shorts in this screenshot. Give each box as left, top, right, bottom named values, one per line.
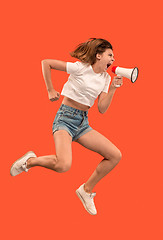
left=52, top=104, right=93, bottom=142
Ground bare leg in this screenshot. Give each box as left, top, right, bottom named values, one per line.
left=27, top=130, right=72, bottom=173
left=84, top=157, right=120, bottom=193
left=76, top=130, right=122, bottom=193
left=27, top=155, right=57, bottom=170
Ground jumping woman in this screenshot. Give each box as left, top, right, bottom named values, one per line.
left=10, top=38, right=123, bottom=215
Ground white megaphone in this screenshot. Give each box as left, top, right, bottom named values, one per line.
left=112, top=66, right=139, bottom=87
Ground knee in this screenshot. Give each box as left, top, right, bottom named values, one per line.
left=113, top=150, right=122, bottom=165
left=54, top=156, right=72, bottom=173
left=106, top=149, right=122, bottom=166
left=57, top=163, right=71, bottom=173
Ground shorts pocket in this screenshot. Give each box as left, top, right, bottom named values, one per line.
left=53, top=112, right=63, bottom=124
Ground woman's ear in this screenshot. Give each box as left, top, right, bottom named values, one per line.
left=96, top=53, right=102, bottom=61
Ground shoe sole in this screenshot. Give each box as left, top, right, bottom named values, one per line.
left=10, top=151, right=36, bottom=176
left=76, top=190, right=96, bottom=215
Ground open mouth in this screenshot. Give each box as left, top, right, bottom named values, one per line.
left=107, top=63, right=111, bottom=68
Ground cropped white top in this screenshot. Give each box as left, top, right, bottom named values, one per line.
left=61, top=61, right=111, bottom=107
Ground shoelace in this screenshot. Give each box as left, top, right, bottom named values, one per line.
left=90, top=193, right=96, bottom=199
left=22, top=163, right=29, bottom=172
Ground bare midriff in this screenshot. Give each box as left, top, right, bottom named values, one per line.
left=62, top=96, right=90, bottom=111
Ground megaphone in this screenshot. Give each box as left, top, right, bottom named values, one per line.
left=112, top=66, right=139, bottom=87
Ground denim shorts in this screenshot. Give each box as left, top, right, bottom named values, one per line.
left=52, top=104, right=93, bottom=142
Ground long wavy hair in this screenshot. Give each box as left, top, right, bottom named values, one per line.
left=70, top=38, right=113, bottom=65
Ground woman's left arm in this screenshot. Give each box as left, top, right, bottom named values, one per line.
left=98, top=76, right=123, bottom=114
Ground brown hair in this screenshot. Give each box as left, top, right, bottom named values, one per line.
left=70, top=38, right=113, bottom=65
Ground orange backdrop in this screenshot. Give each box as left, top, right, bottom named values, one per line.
left=1, top=0, right=163, bottom=239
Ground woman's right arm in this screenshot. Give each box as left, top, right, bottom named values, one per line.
left=41, top=59, right=67, bottom=101
left=41, top=59, right=67, bottom=91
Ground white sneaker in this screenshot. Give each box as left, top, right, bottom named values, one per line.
left=76, top=183, right=97, bottom=215
left=10, top=151, right=37, bottom=176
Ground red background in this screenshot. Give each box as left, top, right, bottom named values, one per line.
left=1, top=0, right=163, bottom=239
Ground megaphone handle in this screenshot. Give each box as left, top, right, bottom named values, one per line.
left=115, top=74, right=121, bottom=87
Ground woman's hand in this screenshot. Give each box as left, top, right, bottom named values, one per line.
left=48, top=89, right=60, bottom=102
left=110, top=76, right=123, bottom=90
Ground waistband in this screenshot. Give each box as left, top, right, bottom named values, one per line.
left=59, top=104, right=88, bottom=116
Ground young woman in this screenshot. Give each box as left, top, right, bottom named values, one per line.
left=10, top=38, right=123, bottom=215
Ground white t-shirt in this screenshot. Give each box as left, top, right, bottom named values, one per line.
left=61, top=61, right=111, bottom=107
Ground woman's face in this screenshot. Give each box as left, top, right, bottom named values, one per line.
left=96, top=48, right=115, bottom=72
